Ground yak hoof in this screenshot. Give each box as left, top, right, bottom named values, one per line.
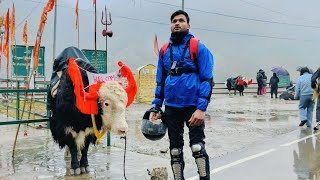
left=71, top=168, right=81, bottom=175
left=81, top=166, right=90, bottom=174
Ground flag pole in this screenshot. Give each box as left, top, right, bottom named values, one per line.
left=53, top=0, right=57, bottom=64
left=94, top=1, right=97, bottom=68
left=77, top=22, right=79, bottom=48
left=76, top=0, right=79, bottom=48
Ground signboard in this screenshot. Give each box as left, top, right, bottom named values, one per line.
left=278, top=75, right=290, bottom=88
left=81, top=49, right=107, bottom=73
left=135, top=64, right=156, bottom=103
left=11, top=45, right=45, bottom=77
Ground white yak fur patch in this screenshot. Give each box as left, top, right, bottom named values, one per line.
left=65, top=127, right=93, bottom=151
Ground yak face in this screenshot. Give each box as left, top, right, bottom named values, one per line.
left=98, top=81, right=128, bottom=136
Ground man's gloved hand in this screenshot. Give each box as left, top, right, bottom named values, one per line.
left=149, top=106, right=163, bottom=121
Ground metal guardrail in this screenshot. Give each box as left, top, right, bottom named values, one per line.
left=0, top=80, right=49, bottom=126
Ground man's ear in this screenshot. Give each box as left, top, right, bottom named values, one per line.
left=187, top=24, right=191, bottom=30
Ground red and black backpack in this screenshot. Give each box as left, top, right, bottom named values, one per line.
left=160, top=38, right=199, bottom=75
left=160, top=38, right=199, bottom=61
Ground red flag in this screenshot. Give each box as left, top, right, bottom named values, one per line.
left=93, top=0, right=96, bottom=6
left=33, top=0, right=55, bottom=70
left=247, top=79, right=253, bottom=85
left=75, top=0, right=79, bottom=29
left=3, top=9, right=10, bottom=72
left=10, top=3, right=15, bottom=44
left=153, top=34, right=159, bottom=56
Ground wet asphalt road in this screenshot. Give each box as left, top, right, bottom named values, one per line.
left=1, top=125, right=320, bottom=179
left=1, top=95, right=319, bottom=179
left=186, top=128, right=320, bottom=180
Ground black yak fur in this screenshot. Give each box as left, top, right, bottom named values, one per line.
left=49, top=59, right=102, bottom=148
left=47, top=47, right=103, bottom=174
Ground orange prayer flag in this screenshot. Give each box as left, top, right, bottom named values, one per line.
left=10, top=3, right=15, bottom=44
left=23, top=21, right=28, bottom=46
left=3, top=9, right=10, bottom=72
left=44, top=0, right=55, bottom=12
left=23, top=20, right=28, bottom=70
left=75, top=0, right=79, bottom=29
left=33, top=0, right=55, bottom=70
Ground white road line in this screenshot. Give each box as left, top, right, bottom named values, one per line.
left=280, top=131, right=320, bottom=147
left=187, top=131, right=320, bottom=180
left=186, top=149, right=276, bottom=180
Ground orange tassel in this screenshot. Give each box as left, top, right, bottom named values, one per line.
left=118, top=61, right=137, bottom=107
left=68, top=58, right=102, bottom=114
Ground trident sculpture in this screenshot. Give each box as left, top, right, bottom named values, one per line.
left=101, top=6, right=113, bottom=37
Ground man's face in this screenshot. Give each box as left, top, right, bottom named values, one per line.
left=170, top=14, right=190, bottom=33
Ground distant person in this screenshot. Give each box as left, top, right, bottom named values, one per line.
left=294, top=67, right=314, bottom=128
left=311, top=67, right=320, bottom=130
left=269, top=73, right=279, bottom=98
left=261, top=70, right=267, bottom=95
left=150, top=10, right=213, bottom=179
left=256, top=69, right=263, bottom=95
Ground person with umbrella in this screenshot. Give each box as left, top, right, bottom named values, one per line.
left=270, top=67, right=289, bottom=98
left=271, top=66, right=290, bottom=76
left=269, top=73, right=280, bottom=98
left=294, top=67, right=315, bottom=128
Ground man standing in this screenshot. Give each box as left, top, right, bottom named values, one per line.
left=269, top=73, right=279, bottom=98
left=294, top=67, right=314, bottom=128
left=256, top=70, right=263, bottom=95
left=149, top=10, right=214, bottom=180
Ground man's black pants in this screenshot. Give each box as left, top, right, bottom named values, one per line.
left=162, top=106, right=206, bottom=149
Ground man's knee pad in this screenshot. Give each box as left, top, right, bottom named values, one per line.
left=170, top=148, right=184, bottom=180
left=191, top=143, right=210, bottom=178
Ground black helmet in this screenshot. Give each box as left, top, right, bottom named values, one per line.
left=141, top=109, right=167, bottom=141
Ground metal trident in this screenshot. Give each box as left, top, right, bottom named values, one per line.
left=101, top=6, right=113, bottom=37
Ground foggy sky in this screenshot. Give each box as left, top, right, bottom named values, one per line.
left=0, top=0, right=319, bottom=82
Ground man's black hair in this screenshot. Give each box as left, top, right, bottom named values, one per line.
left=300, top=67, right=310, bottom=75
left=171, top=10, right=190, bottom=23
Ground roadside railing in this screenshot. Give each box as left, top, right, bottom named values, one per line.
left=0, top=79, right=49, bottom=126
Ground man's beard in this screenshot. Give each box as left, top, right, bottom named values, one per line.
left=171, top=31, right=188, bottom=45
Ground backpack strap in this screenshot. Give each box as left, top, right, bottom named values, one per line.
left=160, top=42, right=170, bottom=58
left=160, top=38, right=199, bottom=61
left=160, top=38, right=199, bottom=75
left=189, top=38, right=199, bottom=62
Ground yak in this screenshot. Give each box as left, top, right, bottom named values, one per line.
left=226, top=76, right=251, bottom=96
left=47, top=47, right=136, bottom=175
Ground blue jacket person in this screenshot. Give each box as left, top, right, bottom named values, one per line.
left=150, top=10, right=214, bottom=180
